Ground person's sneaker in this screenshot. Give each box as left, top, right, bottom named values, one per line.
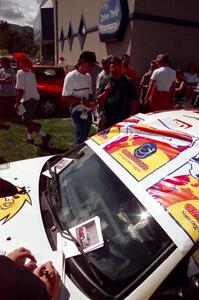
left=22, top=138, right=34, bottom=144
left=41, top=134, right=51, bottom=148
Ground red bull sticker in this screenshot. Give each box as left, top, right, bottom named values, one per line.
left=103, top=134, right=190, bottom=181
left=148, top=154, right=199, bottom=243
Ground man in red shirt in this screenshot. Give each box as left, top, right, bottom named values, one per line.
left=122, top=54, right=137, bottom=82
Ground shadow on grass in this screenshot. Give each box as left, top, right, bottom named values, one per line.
left=0, top=123, right=10, bottom=130
left=35, top=110, right=70, bottom=120
left=0, top=157, right=7, bottom=164
left=34, top=143, right=69, bottom=155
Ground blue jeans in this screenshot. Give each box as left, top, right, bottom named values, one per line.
left=69, top=106, right=92, bottom=145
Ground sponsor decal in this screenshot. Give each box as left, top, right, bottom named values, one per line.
left=173, top=119, right=192, bottom=129
left=91, top=125, right=121, bottom=145
left=134, top=142, right=157, bottom=159
left=148, top=155, right=199, bottom=242
left=104, top=134, right=189, bottom=181
left=0, top=178, right=32, bottom=224
left=185, top=204, right=199, bottom=222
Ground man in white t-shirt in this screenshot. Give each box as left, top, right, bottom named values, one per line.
left=62, top=51, right=97, bottom=145
left=96, top=56, right=112, bottom=91
left=145, top=54, right=176, bottom=111
left=14, top=53, right=51, bottom=148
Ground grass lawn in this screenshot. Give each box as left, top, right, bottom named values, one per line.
left=0, top=118, right=96, bottom=163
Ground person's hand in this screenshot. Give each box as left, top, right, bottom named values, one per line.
left=34, top=261, right=61, bottom=299
left=104, top=83, right=111, bottom=94
left=14, top=102, right=20, bottom=111
left=84, top=100, right=96, bottom=109
left=7, top=247, right=37, bottom=270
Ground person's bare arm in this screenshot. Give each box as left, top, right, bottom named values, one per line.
left=175, top=80, right=186, bottom=93
left=96, top=83, right=111, bottom=106
left=14, top=89, right=24, bottom=110
left=34, top=261, right=61, bottom=300
left=7, top=247, right=37, bottom=270
left=145, top=80, right=155, bottom=103
left=0, top=78, right=6, bottom=83
left=4, top=78, right=14, bottom=84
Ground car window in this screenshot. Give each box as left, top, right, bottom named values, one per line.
left=35, top=68, right=64, bottom=80
left=43, top=69, right=56, bottom=76
left=43, top=146, right=173, bottom=297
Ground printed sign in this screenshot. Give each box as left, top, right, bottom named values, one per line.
left=173, top=119, right=192, bottom=129
left=42, top=158, right=73, bottom=178
left=103, top=134, right=190, bottom=181
left=148, top=154, right=199, bottom=243
left=91, top=124, right=121, bottom=145
left=57, top=216, right=104, bottom=258
left=99, top=0, right=129, bottom=42
left=91, top=117, right=142, bottom=145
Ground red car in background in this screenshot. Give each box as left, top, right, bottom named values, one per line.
left=34, top=66, right=68, bottom=116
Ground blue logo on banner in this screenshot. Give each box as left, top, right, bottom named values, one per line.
left=134, top=142, right=157, bottom=159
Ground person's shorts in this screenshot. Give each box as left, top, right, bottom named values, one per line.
left=23, top=98, right=39, bottom=122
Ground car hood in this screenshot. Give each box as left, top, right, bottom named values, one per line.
left=87, top=109, right=199, bottom=254
left=0, top=156, right=52, bottom=254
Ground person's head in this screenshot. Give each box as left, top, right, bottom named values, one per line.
left=13, top=52, right=32, bottom=71
left=187, top=61, right=197, bottom=74
left=59, top=56, right=65, bottom=62
left=176, top=69, right=184, bottom=80
left=122, top=54, right=130, bottom=67
left=0, top=56, right=10, bottom=69
left=110, top=56, right=122, bottom=79
left=101, top=55, right=112, bottom=74
left=77, top=51, right=98, bottom=74
left=149, top=59, right=157, bottom=71
left=156, top=53, right=169, bottom=67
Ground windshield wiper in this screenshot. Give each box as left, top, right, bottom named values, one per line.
left=47, top=161, right=62, bottom=208
left=45, top=162, right=104, bottom=286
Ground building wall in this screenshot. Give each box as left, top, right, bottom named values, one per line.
left=33, top=5, right=54, bottom=61
left=57, top=0, right=106, bottom=65
left=57, top=0, right=199, bottom=76
left=132, top=0, right=199, bottom=74
left=134, top=0, right=199, bottom=21
left=132, top=19, right=199, bottom=76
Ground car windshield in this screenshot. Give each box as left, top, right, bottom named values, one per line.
left=50, top=146, right=173, bottom=293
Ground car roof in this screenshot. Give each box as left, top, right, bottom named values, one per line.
left=87, top=109, right=199, bottom=254
left=33, top=65, right=64, bottom=69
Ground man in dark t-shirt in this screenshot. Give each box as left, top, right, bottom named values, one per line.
left=97, top=56, right=137, bottom=131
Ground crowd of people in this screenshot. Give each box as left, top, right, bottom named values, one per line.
left=0, top=51, right=199, bottom=147
left=62, top=51, right=199, bottom=145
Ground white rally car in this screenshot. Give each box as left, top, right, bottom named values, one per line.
left=0, top=109, right=199, bottom=299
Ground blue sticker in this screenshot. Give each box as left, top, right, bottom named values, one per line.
left=134, top=142, right=157, bottom=159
